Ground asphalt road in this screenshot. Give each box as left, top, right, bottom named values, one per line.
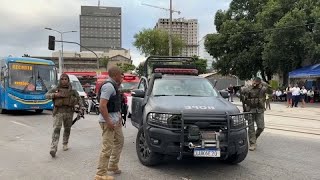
left=0, top=109, right=319, bottom=180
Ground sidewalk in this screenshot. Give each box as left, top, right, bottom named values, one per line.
left=231, top=98, right=320, bottom=136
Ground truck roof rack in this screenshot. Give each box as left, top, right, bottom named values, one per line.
left=143, top=56, right=194, bottom=78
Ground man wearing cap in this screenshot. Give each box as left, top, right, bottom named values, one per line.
left=241, top=77, right=272, bottom=151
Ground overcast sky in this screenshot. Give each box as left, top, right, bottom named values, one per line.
left=0, top=0, right=231, bottom=66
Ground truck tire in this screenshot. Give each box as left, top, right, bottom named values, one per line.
left=136, top=127, right=163, bottom=166
left=225, top=142, right=248, bottom=164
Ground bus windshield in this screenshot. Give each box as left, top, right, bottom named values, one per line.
left=9, top=63, right=57, bottom=92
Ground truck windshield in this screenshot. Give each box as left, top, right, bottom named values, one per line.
left=152, top=78, right=219, bottom=97
left=9, top=63, right=56, bottom=92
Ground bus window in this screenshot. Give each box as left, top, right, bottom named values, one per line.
left=8, top=63, right=56, bottom=92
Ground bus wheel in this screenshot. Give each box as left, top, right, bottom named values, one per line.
left=0, top=108, right=7, bottom=114
left=35, top=109, right=43, bottom=114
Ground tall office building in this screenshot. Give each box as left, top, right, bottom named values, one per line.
left=80, top=6, right=121, bottom=52
left=155, top=18, right=198, bottom=57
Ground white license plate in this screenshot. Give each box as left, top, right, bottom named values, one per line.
left=194, top=148, right=220, bottom=157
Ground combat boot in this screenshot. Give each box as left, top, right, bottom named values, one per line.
left=94, top=175, right=114, bottom=180
left=50, top=147, right=57, bottom=158
left=249, top=144, right=256, bottom=151
left=63, top=144, right=69, bottom=151
left=108, top=167, right=122, bottom=174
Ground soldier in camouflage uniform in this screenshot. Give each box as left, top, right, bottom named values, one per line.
left=240, top=77, right=272, bottom=151
left=45, top=73, right=82, bottom=157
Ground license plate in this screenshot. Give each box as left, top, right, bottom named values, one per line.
left=194, top=148, right=220, bottom=157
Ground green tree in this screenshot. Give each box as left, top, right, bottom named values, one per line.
left=261, top=0, right=320, bottom=84
left=205, top=0, right=320, bottom=85
left=191, top=56, right=207, bottom=74
left=133, top=29, right=185, bottom=56
left=116, top=63, right=136, bottom=73
left=99, top=56, right=109, bottom=70
left=205, top=0, right=269, bottom=81
left=135, top=62, right=145, bottom=77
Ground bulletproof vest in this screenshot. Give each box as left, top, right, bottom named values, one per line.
left=98, top=80, right=121, bottom=113
left=54, top=88, right=78, bottom=107
left=247, top=86, right=265, bottom=109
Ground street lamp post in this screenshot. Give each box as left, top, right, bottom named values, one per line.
left=44, top=27, right=77, bottom=73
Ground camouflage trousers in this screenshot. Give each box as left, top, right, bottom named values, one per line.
left=248, top=112, right=265, bottom=145
left=96, top=122, right=124, bottom=176
left=50, top=112, right=74, bottom=151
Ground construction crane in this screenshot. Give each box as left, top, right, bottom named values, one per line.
left=142, top=1, right=181, bottom=56
left=141, top=3, right=181, bottom=14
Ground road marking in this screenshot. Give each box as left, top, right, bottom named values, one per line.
left=10, top=121, right=33, bottom=128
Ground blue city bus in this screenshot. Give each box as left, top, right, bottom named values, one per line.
left=0, top=57, right=57, bottom=113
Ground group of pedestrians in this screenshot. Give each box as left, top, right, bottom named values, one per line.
left=269, top=84, right=316, bottom=108
left=285, top=84, right=314, bottom=108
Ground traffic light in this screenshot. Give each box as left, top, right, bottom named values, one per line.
left=48, top=36, right=55, bottom=50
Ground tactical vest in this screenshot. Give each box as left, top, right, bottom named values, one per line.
left=54, top=88, right=78, bottom=107
left=247, top=86, right=265, bottom=109
left=98, top=80, right=121, bottom=113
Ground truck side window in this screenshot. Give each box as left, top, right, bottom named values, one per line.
left=138, top=80, right=145, bottom=91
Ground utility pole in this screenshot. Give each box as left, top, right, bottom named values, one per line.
left=141, top=1, right=181, bottom=56
left=169, top=0, right=173, bottom=56
left=45, top=28, right=77, bottom=73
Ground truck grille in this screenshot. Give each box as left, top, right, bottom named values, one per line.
left=170, top=113, right=227, bottom=130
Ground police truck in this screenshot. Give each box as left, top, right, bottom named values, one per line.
left=131, top=56, right=252, bottom=166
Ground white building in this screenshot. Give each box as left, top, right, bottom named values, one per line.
left=155, top=18, right=198, bottom=57
left=50, top=48, right=132, bottom=71
left=198, top=35, right=215, bottom=70
left=52, top=48, right=130, bottom=59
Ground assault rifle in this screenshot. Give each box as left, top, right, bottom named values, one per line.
left=120, top=92, right=128, bottom=127
left=239, top=87, right=250, bottom=112
left=72, top=106, right=85, bottom=126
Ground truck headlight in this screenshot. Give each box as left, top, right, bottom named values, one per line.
left=147, top=113, right=173, bottom=127
left=230, top=115, right=245, bottom=128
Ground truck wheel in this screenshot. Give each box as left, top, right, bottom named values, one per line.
left=136, top=127, right=163, bottom=166
left=225, top=142, right=248, bottom=164
left=35, top=109, right=43, bottom=114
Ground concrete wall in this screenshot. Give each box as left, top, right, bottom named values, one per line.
left=205, top=74, right=245, bottom=90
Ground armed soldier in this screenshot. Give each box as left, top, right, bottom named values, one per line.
left=240, top=77, right=272, bottom=151
left=45, top=73, right=83, bottom=158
